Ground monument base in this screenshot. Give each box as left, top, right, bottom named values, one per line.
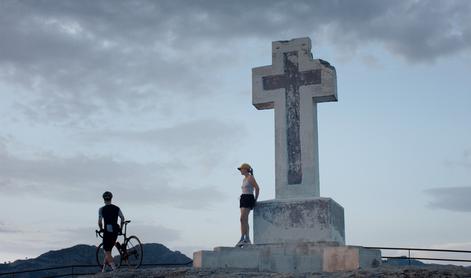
left=193, top=243, right=381, bottom=273
left=254, top=197, right=345, bottom=245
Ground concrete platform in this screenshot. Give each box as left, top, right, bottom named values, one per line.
left=193, top=242, right=381, bottom=273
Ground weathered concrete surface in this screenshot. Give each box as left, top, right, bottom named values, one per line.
left=252, top=37, right=337, bottom=199
left=254, top=198, right=345, bottom=245
left=193, top=243, right=380, bottom=273
left=80, top=265, right=471, bottom=278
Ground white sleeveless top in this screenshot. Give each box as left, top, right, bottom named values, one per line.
left=241, top=177, right=254, bottom=194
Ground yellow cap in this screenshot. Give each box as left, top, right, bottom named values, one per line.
left=237, top=163, right=252, bottom=170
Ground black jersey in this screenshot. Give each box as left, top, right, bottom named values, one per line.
left=99, top=204, right=121, bottom=233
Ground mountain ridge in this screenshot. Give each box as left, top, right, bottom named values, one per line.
left=0, top=243, right=191, bottom=278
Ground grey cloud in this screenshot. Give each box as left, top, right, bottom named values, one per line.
left=0, top=1, right=226, bottom=124
left=77, top=118, right=244, bottom=173
left=444, top=149, right=471, bottom=168
left=3, top=1, right=468, bottom=61
left=0, top=146, right=224, bottom=208
left=0, top=222, right=21, bottom=234
left=321, top=0, right=471, bottom=62
left=1, top=0, right=470, bottom=123
left=80, top=119, right=242, bottom=152
left=425, top=186, right=471, bottom=212
left=0, top=152, right=161, bottom=186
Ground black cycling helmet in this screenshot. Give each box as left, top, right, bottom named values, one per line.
left=102, top=191, right=113, bottom=201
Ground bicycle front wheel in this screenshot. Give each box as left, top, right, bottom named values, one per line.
left=123, top=236, right=143, bottom=268
left=96, top=243, right=122, bottom=269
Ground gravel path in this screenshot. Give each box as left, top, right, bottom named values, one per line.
left=80, top=265, right=471, bottom=278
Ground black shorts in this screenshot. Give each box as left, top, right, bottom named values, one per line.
left=103, top=232, right=118, bottom=251
left=240, top=194, right=255, bottom=209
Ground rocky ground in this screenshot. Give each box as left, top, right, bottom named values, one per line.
left=80, top=265, right=471, bottom=278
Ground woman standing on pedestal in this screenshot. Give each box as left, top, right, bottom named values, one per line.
left=236, top=163, right=260, bottom=247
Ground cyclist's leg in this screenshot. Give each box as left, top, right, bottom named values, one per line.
left=103, top=251, right=112, bottom=271
left=103, top=232, right=118, bottom=270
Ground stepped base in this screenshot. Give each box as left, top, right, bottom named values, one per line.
left=193, top=242, right=381, bottom=273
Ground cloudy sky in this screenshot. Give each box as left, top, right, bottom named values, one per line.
left=1, top=0, right=471, bottom=263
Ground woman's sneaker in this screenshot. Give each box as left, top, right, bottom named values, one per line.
left=235, top=239, right=245, bottom=247
left=240, top=239, right=252, bottom=247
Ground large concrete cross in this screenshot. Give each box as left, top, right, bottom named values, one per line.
left=252, top=37, right=337, bottom=199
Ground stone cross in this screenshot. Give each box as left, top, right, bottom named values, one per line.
left=252, top=37, right=337, bottom=199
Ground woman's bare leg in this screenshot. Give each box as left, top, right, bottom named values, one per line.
left=240, top=208, right=250, bottom=238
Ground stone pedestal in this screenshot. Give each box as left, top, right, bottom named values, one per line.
left=192, top=197, right=380, bottom=273
left=254, top=197, right=345, bottom=245
left=193, top=243, right=381, bottom=273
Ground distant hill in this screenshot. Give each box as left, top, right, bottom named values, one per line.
left=142, top=243, right=191, bottom=265
left=0, top=243, right=191, bottom=278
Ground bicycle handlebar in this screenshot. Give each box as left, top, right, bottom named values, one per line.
left=95, top=229, right=103, bottom=238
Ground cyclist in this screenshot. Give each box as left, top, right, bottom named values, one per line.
left=98, top=191, right=125, bottom=272
left=236, top=163, right=260, bottom=247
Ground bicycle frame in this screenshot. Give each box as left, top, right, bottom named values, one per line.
left=120, top=220, right=130, bottom=238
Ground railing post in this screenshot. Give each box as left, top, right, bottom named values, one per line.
left=408, top=249, right=411, bottom=266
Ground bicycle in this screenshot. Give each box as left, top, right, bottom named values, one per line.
left=95, top=220, right=143, bottom=269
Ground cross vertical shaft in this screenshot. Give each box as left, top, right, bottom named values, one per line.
left=284, top=52, right=303, bottom=184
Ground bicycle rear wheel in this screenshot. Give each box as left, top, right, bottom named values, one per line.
left=122, top=236, right=143, bottom=268
left=96, top=243, right=122, bottom=269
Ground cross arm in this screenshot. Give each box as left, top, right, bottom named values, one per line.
left=252, top=65, right=280, bottom=110
left=313, top=59, right=338, bottom=103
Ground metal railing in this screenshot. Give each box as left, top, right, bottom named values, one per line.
left=365, top=246, right=471, bottom=264
left=3, top=246, right=471, bottom=277
left=0, top=261, right=193, bottom=278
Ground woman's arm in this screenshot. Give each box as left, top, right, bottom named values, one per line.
left=250, top=176, right=260, bottom=201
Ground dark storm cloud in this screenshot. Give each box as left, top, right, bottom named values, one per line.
left=425, top=186, right=471, bottom=212
left=1, top=0, right=470, bottom=122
